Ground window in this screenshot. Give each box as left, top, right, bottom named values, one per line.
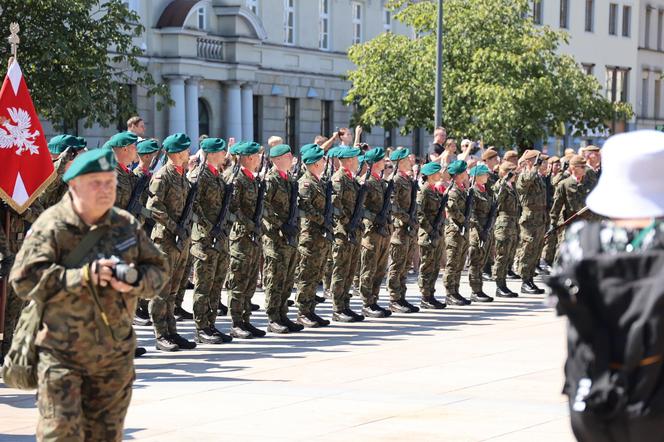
left=246, top=0, right=258, bottom=14
left=655, top=78, right=662, bottom=119
left=622, top=6, right=631, bottom=37
left=606, top=67, right=629, bottom=103
left=352, top=2, right=363, bottom=44
left=383, top=6, right=392, bottom=33
left=321, top=100, right=333, bottom=136
left=284, top=0, right=295, bottom=45
left=253, top=95, right=263, bottom=144
left=559, top=0, right=569, bottom=29
left=646, top=7, right=652, bottom=48
left=319, top=0, right=330, bottom=50
left=285, top=98, right=298, bottom=149
left=642, top=72, right=650, bottom=118
left=582, top=63, right=595, bottom=75
left=198, top=99, right=210, bottom=137
left=533, top=0, right=543, bottom=25
left=585, top=0, right=594, bottom=32
left=197, top=7, right=206, bottom=30
left=609, top=3, right=618, bottom=36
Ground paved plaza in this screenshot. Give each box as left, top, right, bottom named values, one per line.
left=1, top=274, right=574, bottom=441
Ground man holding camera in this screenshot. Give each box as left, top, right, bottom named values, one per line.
left=9, top=148, right=168, bottom=441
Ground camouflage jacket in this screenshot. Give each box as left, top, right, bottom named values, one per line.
left=190, top=164, right=229, bottom=252
left=298, top=169, right=326, bottom=241
left=445, top=184, right=468, bottom=232
left=516, top=168, right=547, bottom=224
left=585, top=166, right=600, bottom=189
left=362, top=173, right=391, bottom=235
left=9, top=194, right=168, bottom=360
left=115, top=163, right=136, bottom=210
left=332, top=167, right=358, bottom=239
left=391, top=172, right=415, bottom=241
left=493, top=179, right=519, bottom=229
left=551, top=172, right=566, bottom=188
left=550, top=175, right=594, bottom=226
left=2, top=203, right=43, bottom=254
left=417, top=183, right=445, bottom=245
left=229, top=167, right=259, bottom=242
left=37, top=156, right=70, bottom=210
left=262, top=167, right=293, bottom=240
left=470, top=185, right=492, bottom=232
left=146, top=162, right=191, bottom=241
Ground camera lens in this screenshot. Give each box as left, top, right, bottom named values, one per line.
left=113, top=263, right=139, bottom=286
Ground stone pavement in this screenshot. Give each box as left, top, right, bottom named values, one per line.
left=1, top=273, right=574, bottom=441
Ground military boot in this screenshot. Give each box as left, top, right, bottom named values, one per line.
left=230, top=322, right=253, bottom=339
left=194, top=328, right=224, bottom=344
left=267, top=320, right=290, bottom=334
left=171, top=333, right=197, bottom=349
left=250, top=303, right=260, bottom=311
left=420, top=296, right=446, bottom=310
left=362, top=303, right=388, bottom=318
left=314, top=295, right=326, bottom=304
left=495, top=281, right=518, bottom=298
left=521, top=279, right=545, bottom=295
left=217, top=302, right=228, bottom=316
left=346, top=308, right=365, bottom=322
left=244, top=322, right=266, bottom=337
left=211, top=327, right=233, bottom=343
left=174, top=306, right=193, bottom=321
left=389, top=300, right=412, bottom=314
left=134, top=347, right=147, bottom=357
left=446, top=293, right=471, bottom=306
left=298, top=312, right=322, bottom=328
left=506, top=269, right=521, bottom=280
left=332, top=310, right=355, bottom=323
left=155, top=336, right=179, bottom=352
left=403, top=299, right=420, bottom=313
left=470, top=292, right=494, bottom=303
left=282, top=316, right=304, bottom=332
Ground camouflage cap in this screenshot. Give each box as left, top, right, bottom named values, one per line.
left=63, top=148, right=117, bottom=183
left=389, top=147, right=410, bottom=161
left=200, top=137, right=227, bottom=153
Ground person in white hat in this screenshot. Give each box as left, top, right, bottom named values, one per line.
left=548, top=130, right=664, bottom=442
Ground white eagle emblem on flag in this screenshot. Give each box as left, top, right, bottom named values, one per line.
left=0, top=107, right=42, bottom=155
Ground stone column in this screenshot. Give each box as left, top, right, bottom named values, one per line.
left=166, top=75, right=188, bottom=135
left=185, top=77, right=201, bottom=151
left=241, top=83, right=254, bottom=141
left=224, top=82, right=242, bottom=141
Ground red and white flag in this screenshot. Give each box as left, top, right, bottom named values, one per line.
left=0, top=60, right=54, bottom=214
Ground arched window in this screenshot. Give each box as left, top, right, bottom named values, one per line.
left=199, top=98, right=211, bottom=137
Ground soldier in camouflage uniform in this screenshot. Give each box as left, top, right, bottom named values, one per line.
left=540, top=156, right=563, bottom=268
left=106, top=131, right=138, bottom=210
left=480, top=149, right=500, bottom=279
left=492, top=162, right=519, bottom=298
left=582, top=145, right=601, bottom=189
left=37, top=135, right=86, bottom=209
left=9, top=148, right=167, bottom=441
left=357, top=147, right=394, bottom=318
left=261, top=144, right=304, bottom=333
left=188, top=138, right=234, bottom=344
left=226, top=141, right=266, bottom=339
left=146, top=133, right=199, bottom=351
left=444, top=160, right=472, bottom=305
left=329, top=146, right=365, bottom=322
left=514, top=150, right=547, bottom=294
left=294, top=146, right=332, bottom=327
left=466, top=164, right=494, bottom=302
left=550, top=155, right=595, bottom=233
left=415, top=161, right=447, bottom=309
left=386, top=148, right=420, bottom=313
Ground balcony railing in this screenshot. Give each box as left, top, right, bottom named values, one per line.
left=197, top=37, right=223, bottom=61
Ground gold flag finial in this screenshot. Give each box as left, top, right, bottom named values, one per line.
left=8, top=22, right=20, bottom=60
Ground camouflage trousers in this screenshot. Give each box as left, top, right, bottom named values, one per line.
left=149, top=236, right=190, bottom=338
left=331, top=237, right=361, bottom=312
left=227, top=236, right=260, bottom=324
left=443, top=225, right=469, bottom=295
left=387, top=230, right=414, bottom=302
left=263, top=235, right=298, bottom=321
left=468, top=227, right=492, bottom=293
left=515, top=217, right=546, bottom=280
left=540, top=228, right=559, bottom=266
left=295, top=231, right=331, bottom=315
left=36, top=349, right=133, bottom=442
left=323, top=246, right=334, bottom=293
left=492, top=224, right=519, bottom=285
left=175, top=252, right=194, bottom=309
left=359, top=230, right=390, bottom=306
left=191, top=243, right=228, bottom=330
left=1, top=285, right=25, bottom=359
left=418, top=237, right=445, bottom=298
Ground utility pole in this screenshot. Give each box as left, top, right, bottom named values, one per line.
left=434, top=0, right=443, bottom=127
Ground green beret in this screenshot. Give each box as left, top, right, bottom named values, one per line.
left=233, top=141, right=261, bottom=156
left=447, top=160, right=467, bottom=176
left=300, top=143, right=319, bottom=156
left=337, top=147, right=361, bottom=159
left=270, top=144, right=291, bottom=158
left=48, top=135, right=82, bottom=155
left=469, top=164, right=490, bottom=177
left=389, top=147, right=410, bottom=161
left=63, top=148, right=117, bottom=183
left=136, top=139, right=161, bottom=155
left=75, top=137, right=87, bottom=149
left=200, top=137, right=227, bottom=153
left=364, top=147, right=386, bottom=164
left=107, top=131, right=138, bottom=149
left=421, top=161, right=442, bottom=176
left=163, top=133, right=191, bottom=153
left=302, top=146, right=324, bottom=165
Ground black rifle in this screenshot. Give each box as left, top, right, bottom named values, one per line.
left=209, top=161, right=241, bottom=252
left=479, top=172, right=513, bottom=248
left=322, top=155, right=335, bottom=242
left=460, top=174, right=477, bottom=237
left=374, top=160, right=401, bottom=237
left=175, top=153, right=208, bottom=252
left=282, top=152, right=302, bottom=247
left=544, top=206, right=590, bottom=239
left=251, top=152, right=269, bottom=244
left=126, top=151, right=164, bottom=218
left=429, top=181, right=454, bottom=243
left=406, top=166, right=421, bottom=232
left=346, top=166, right=372, bottom=245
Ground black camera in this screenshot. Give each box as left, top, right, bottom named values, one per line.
left=109, top=256, right=140, bottom=286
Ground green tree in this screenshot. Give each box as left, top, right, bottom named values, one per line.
left=0, top=0, right=170, bottom=132
left=346, top=0, right=633, bottom=148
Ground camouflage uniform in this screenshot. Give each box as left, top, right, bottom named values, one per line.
left=550, top=174, right=595, bottom=229
left=359, top=173, right=391, bottom=306
left=492, top=179, right=519, bottom=286
left=515, top=168, right=547, bottom=281
left=584, top=166, right=600, bottom=189
left=227, top=167, right=260, bottom=325
left=37, top=156, right=70, bottom=209
left=387, top=171, right=416, bottom=303
left=417, top=182, right=446, bottom=297
left=330, top=167, right=361, bottom=312
left=114, top=163, right=135, bottom=210
left=190, top=164, right=230, bottom=331
left=262, top=167, right=298, bottom=322
left=146, top=162, right=194, bottom=339
left=9, top=195, right=167, bottom=442
left=483, top=171, right=499, bottom=273
left=444, top=184, right=469, bottom=295
left=132, top=165, right=156, bottom=232
left=541, top=171, right=565, bottom=265
left=467, top=185, right=493, bottom=293
left=175, top=253, right=193, bottom=310
left=295, top=169, right=331, bottom=314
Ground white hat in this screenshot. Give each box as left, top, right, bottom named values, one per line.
left=586, top=130, right=664, bottom=218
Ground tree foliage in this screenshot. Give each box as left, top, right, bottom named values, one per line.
left=345, top=0, right=633, bottom=147
left=0, top=0, right=170, bottom=131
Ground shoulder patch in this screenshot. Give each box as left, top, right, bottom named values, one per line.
left=116, top=237, right=137, bottom=253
